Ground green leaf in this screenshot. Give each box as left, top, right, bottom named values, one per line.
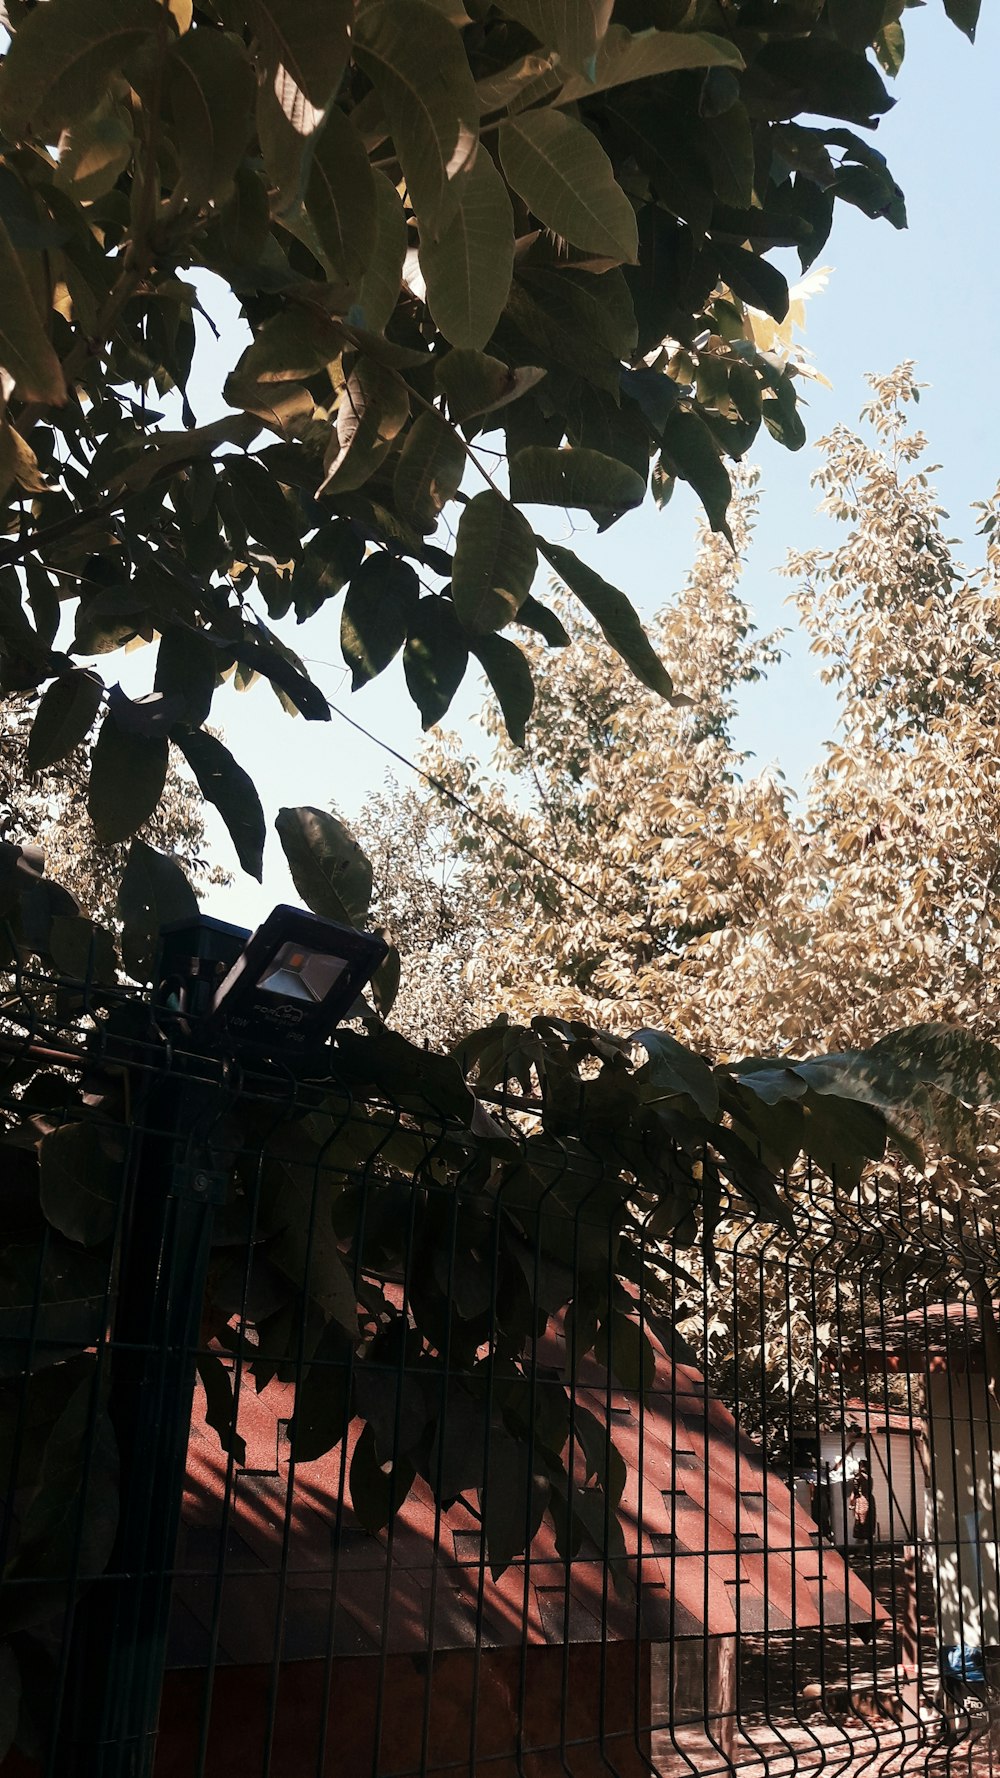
left=514, top=593, right=571, bottom=648
left=288, top=1318, right=352, bottom=1461
left=350, top=1421, right=413, bottom=1531
left=174, top=728, right=266, bottom=881
left=27, top=671, right=103, bottom=775
left=632, top=1029, right=720, bottom=1121
left=0, top=217, right=67, bottom=405
left=370, top=939, right=401, bottom=1018
left=39, top=1122, right=120, bottom=1248
left=420, top=148, right=514, bottom=350
left=0, top=0, right=163, bottom=143
left=166, top=27, right=255, bottom=206
left=700, top=101, right=755, bottom=209
left=352, top=169, right=407, bottom=334
left=195, top=1353, right=247, bottom=1467
left=942, top=0, right=979, bottom=40
left=480, top=1428, right=548, bottom=1578
left=229, top=308, right=343, bottom=386
left=392, top=410, right=466, bottom=534
left=501, top=0, right=613, bottom=74
left=540, top=540, right=673, bottom=698
left=87, top=707, right=168, bottom=845
left=555, top=24, right=744, bottom=104
left=116, top=838, right=198, bottom=983
left=659, top=407, right=732, bottom=537
left=304, top=104, right=377, bottom=285
left=436, top=350, right=546, bottom=423
left=323, top=358, right=409, bottom=495
left=224, top=457, right=302, bottom=560
left=471, top=631, right=534, bottom=747
left=154, top=626, right=218, bottom=729
left=341, top=554, right=420, bottom=689
left=249, top=0, right=353, bottom=107
left=452, top=491, right=537, bottom=633
left=403, top=596, right=469, bottom=727
left=49, top=914, right=118, bottom=986
left=56, top=94, right=134, bottom=201
left=509, top=446, right=645, bottom=519
left=499, top=111, right=638, bottom=263
left=292, top=520, right=365, bottom=622
left=714, top=243, right=789, bottom=322
left=275, top=805, right=373, bottom=925
left=353, top=0, right=479, bottom=238
left=595, top=1310, right=654, bottom=1393
left=4, top=1379, right=118, bottom=1627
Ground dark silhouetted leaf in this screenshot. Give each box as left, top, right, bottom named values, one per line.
left=174, top=727, right=266, bottom=880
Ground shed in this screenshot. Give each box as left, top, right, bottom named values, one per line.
left=819, top=1399, right=927, bottom=1548
left=154, top=1320, right=881, bottom=1777
left=843, top=1296, right=1000, bottom=1660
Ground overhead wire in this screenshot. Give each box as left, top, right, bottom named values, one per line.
left=325, top=698, right=633, bottom=920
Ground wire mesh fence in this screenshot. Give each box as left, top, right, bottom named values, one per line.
left=2, top=949, right=1000, bottom=1777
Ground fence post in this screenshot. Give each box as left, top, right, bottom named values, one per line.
left=58, top=1066, right=227, bottom=1778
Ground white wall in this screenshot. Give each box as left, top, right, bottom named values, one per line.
left=926, top=1371, right=1000, bottom=1651
left=820, top=1427, right=925, bottom=1548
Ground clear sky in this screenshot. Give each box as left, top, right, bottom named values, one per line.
left=175, top=7, right=999, bottom=933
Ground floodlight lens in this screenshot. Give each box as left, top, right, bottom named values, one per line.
left=256, top=942, right=350, bottom=1004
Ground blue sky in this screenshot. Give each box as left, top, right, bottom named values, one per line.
left=181, top=7, right=999, bottom=931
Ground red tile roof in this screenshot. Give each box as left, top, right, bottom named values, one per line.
left=170, top=1320, right=881, bottom=1667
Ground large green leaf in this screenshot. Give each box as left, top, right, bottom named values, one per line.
left=304, top=105, right=377, bottom=285
left=341, top=554, right=420, bottom=688
left=166, top=27, right=255, bottom=205
left=352, top=169, right=407, bottom=334
left=420, top=149, right=515, bottom=351
left=56, top=94, right=134, bottom=201
left=509, top=445, right=645, bottom=519
left=116, top=838, right=198, bottom=983
left=392, top=411, right=466, bottom=534
left=195, top=1353, right=247, bottom=1468
left=322, top=358, right=409, bottom=494
left=498, top=111, right=638, bottom=263
left=39, top=1122, right=120, bottom=1248
left=353, top=0, right=479, bottom=239
left=249, top=0, right=352, bottom=106
left=436, top=350, right=546, bottom=423
left=4, top=1379, right=118, bottom=1626
left=540, top=540, right=673, bottom=699
left=174, top=728, right=266, bottom=881
left=943, top=0, right=980, bottom=39
left=555, top=24, right=743, bottom=104
left=471, top=631, right=534, bottom=747
left=275, top=805, right=373, bottom=925
left=659, top=407, right=733, bottom=538
left=403, top=596, right=469, bottom=727
left=27, top=671, right=103, bottom=775
left=0, top=0, right=163, bottom=142
left=501, top=0, right=613, bottom=74
left=87, top=708, right=168, bottom=845
left=0, top=218, right=67, bottom=406
left=452, top=491, right=537, bottom=633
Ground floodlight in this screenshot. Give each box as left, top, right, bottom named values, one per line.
left=156, top=904, right=387, bottom=1055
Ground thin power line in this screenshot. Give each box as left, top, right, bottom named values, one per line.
left=326, top=699, right=627, bottom=917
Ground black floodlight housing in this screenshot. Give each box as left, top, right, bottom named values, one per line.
left=156, top=905, right=387, bottom=1056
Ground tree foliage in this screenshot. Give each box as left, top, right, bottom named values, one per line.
left=0, top=694, right=228, bottom=930
left=0, top=0, right=978, bottom=911
left=355, top=367, right=1000, bottom=1416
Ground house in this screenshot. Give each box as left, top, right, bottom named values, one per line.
left=842, top=1296, right=1000, bottom=1684
left=153, top=1319, right=881, bottom=1777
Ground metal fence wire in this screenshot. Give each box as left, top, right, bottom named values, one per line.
left=3, top=955, right=1000, bottom=1778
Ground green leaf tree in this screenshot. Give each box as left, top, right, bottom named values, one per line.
left=0, top=0, right=975, bottom=901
